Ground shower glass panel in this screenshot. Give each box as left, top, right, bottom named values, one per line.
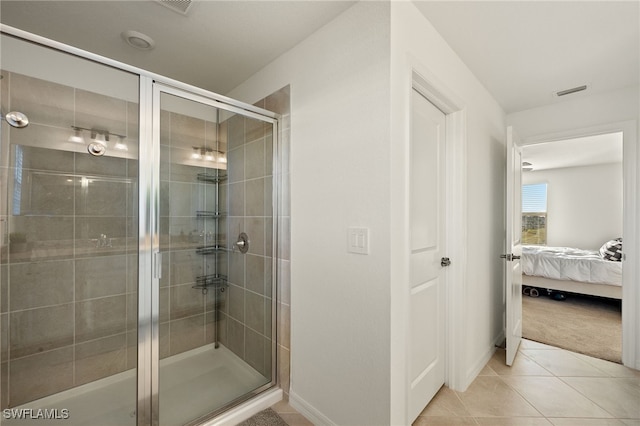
left=156, top=88, right=276, bottom=426
left=0, top=34, right=139, bottom=424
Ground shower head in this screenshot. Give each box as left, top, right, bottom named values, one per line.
left=2, top=111, right=29, bottom=128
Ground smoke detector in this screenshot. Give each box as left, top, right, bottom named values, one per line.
left=121, top=30, right=156, bottom=50
left=155, top=0, right=193, bottom=15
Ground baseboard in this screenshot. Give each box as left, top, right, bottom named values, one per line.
left=206, top=388, right=283, bottom=426
left=289, top=390, right=336, bottom=426
left=462, top=332, right=503, bottom=390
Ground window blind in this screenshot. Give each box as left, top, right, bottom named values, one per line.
left=522, top=183, right=547, bottom=213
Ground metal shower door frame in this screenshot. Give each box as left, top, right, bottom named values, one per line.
left=140, top=81, right=280, bottom=426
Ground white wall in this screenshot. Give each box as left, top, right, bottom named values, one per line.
left=523, top=163, right=623, bottom=250
left=232, top=1, right=508, bottom=423
left=389, top=2, right=506, bottom=423
left=391, top=2, right=506, bottom=424
left=229, top=2, right=392, bottom=425
left=507, top=86, right=639, bottom=140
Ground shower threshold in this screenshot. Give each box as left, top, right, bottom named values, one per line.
left=3, top=344, right=269, bottom=426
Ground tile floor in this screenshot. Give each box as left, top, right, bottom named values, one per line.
left=271, top=399, right=314, bottom=426
left=413, top=339, right=640, bottom=426
left=269, top=339, right=640, bottom=425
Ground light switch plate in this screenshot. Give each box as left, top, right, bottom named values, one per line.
left=348, top=227, right=369, bottom=255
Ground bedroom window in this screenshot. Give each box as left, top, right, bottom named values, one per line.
left=522, top=183, right=547, bottom=245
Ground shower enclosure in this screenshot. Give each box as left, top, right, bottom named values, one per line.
left=0, top=30, right=279, bottom=425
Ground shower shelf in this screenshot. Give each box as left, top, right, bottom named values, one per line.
left=195, top=244, right=227, bottom=255
left=195, top=168, right=227, bottom=348
left=197, top=172, right=227, bottom=183
left=193, top=274, right=228, bottom=290
left=196, top=210, right=226, bottom=218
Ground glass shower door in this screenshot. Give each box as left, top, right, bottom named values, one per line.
left=154, top=86, right=276, bottom=426
left=1, top=34, right=139, bottom=425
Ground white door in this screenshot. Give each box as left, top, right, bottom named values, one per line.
left=408, top=88, right=447, bottom=422
left=504, top=126, right=523, bottom=366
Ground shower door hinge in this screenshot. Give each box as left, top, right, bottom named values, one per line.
left=153, top=251, right=162, bottom=279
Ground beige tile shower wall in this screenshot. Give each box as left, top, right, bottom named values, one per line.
left=158, top=108, right=222, bottom=360
left=217, top=86, right=291, bottom=394
left=0, top=71, right=138, bottom=409
left=268, top=87, right=292, bottom=398
left=219, top=109, right=274, bottom=379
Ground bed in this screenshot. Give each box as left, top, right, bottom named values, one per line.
left=521, top=244, right=622, bottom=299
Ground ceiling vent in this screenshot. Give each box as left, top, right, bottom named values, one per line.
left=555, top=84, right=588, bottom=97
left=155, top=0, right=193, bottom=15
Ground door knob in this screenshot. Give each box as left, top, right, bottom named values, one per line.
left=500, top=254, right=520, bottom=261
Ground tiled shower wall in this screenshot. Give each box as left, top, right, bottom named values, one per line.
left=0, top=70, right=139, bottom=408
left=0, top=70, right=292, bottom=408
left=216, top=86, right=291, bottom=394
left=264, top=87, right=292, bottom=398
left=157, top=107, right=225, bottom=359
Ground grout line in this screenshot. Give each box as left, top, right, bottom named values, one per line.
left=555, top=375, right=621, bottom=420
left=493, top=372, right=548, bottom=420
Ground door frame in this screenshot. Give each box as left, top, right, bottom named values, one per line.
left=410, top=69, right=468, bottom=392
left=520, top=120, right=638, bottom=369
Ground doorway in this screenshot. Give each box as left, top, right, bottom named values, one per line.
left=520, top=132, right=624, bottom=363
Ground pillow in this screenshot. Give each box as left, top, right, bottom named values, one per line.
left=600, top=238, right=622, bottom=262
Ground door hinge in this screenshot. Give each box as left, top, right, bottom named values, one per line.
left=441, top=257, right=451, bottom=267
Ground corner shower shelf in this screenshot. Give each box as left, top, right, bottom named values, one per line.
left=197, top=172, right=227, bottom=183
left=193, top=274, right=228, bottom=291
left=194, top=166, right=227, bottom=349
left=196, top=211, right=226, bottom=218
left=195, top=245, right=227, bottom=255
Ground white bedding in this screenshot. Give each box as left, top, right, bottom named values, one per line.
left=521, top=245, right=622, bottom=286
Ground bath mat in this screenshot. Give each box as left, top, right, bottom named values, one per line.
left=237, top=408, right=288, bottom=426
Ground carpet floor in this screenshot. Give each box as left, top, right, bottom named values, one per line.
left=522, top=292, right=622, bottom=363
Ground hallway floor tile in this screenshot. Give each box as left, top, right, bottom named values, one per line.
left=413, top=339, right=640, bottom=426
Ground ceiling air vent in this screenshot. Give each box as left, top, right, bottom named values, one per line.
left=155, top=0, right=193, bottom=15
left=555, top=85, right=588, bottom=97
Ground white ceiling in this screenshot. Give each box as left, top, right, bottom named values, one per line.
left=0, top=0, right=356, bottom=94
left=0, top=1, right=638, bottom=112
left=522, top=132, right=623, bottom=172
left=413, top=1, right=639, bottom=113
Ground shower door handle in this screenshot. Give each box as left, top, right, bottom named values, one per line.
left=153, top=251, right=162, bottom=279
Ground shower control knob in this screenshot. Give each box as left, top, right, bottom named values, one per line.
left=235, top=232, right=249, bottom=254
